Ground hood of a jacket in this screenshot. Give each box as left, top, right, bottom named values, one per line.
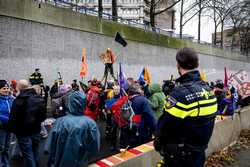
left=19, top=88, right=37, bottom=98
left=67, top=91, right=86, bottom=115
left=148, top=83, right=162, bottom=94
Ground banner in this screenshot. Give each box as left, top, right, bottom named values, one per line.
left=229, top=70, right=250, bottom=98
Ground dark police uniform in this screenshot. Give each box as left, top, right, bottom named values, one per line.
left=29, top=72, right=43, bottom=85
left=154, top=70, right=217, bottom=167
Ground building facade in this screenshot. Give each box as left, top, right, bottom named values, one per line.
left=49, top=0, right=175, bottom=30
left=212, top=28, right=241, bottom=51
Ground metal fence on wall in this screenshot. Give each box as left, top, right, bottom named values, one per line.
left=35, top=0, right=244, bottom=53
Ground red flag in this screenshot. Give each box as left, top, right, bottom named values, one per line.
left=224, top=67, right=228, bottom=89
left=80, top=48, right=88, bottom=77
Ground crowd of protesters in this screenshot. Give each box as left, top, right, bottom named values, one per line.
left=1, top=51, right=250, bottom=167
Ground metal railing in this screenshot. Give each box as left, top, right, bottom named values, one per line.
left=36, top=0, right=245, bottom=54
left=38, top=0, right=175, bottom=34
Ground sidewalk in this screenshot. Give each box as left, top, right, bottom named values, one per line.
left=206, top=129, right=250, bottom=167
left=225, top=143, right=250, bottom=167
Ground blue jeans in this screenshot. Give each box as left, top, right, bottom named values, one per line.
left=17, top=133, right=41, bottom=167
left=0, top=129, right=11, bottom=167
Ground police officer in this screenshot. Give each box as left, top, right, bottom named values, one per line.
left=154, top=48, right=217, bottom=167
left=29, top=68, right=43, bottom=85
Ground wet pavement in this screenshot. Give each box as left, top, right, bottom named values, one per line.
left=224, top=143, right=250, bottom=167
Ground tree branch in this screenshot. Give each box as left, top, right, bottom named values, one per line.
left=154, top=0, right=181, bottom=15
left=182, top=9, right=201, bottom=26
left=183, top=1, right=199, bottom=16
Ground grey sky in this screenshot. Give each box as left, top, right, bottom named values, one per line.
left=174, top=1, right=216, bottom=43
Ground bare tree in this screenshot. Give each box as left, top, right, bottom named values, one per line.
left=98, top=0, right=103, bottom=18
left=223, top=0, right=250, bottom=55
left=179, top=0, right=201, bottom=39
left=205, top=0, right=235, bottom=47
left=144, top=0, right=181, bottom=29
left=112, top=0, right=118, bottom=21
left=196, top=0, right=211, bottom=43
left=238, top=0, right=250, bottom=56
left=210, top=0, right=221, bottom=46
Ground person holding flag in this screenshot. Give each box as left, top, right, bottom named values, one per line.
left=100, top=48, right=116, bottom=83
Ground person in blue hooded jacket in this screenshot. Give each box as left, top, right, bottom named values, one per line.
left=45, top=91, right=100, bottom=167
left=119, top=83, right=156, bottom=148
left=0, top=80, right=14, bottom=167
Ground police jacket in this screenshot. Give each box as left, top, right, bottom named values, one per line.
left=155, top=70, right=217, bottom=152
left=29, top=72, right=43, bottom=85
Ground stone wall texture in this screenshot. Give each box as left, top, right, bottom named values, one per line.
left=1, top=15, right=250, bottom=84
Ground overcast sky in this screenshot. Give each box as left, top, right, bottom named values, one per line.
left=174, top=1, right=216, bottom=43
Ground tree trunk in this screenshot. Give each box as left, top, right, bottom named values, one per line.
left=213, top=20, right=218, bottom=46
left=213, top=0, right=217, bottom=46
left=98, top=0, right=103, bottom=18
left=198, top=0, right=202, bottom=43
left=231, top=26, right=236, bottom=51
left=179, top=0, right=184, bottom=39
left=150, top=0, right=155, bottom=30
left=220, top=20, right=224, bottom=48
left=112, top=0, right=118, bottom=21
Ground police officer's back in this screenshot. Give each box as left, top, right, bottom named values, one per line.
left=29, top=68, right=43, bottom=85
left=154, top=48, right=217, bottom=167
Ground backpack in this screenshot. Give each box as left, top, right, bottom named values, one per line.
left=24, top=94, right=47, bottom=126
left=111, top=96, right=141, bottom=129
left=51, top=92, right=70, bottom=118
left=86, top=87, right=100, bottom=111
left=8, top=91, right=47, bottom=135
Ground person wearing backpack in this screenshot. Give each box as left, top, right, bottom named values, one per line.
left=0, top=80, right=15, bottom=167
left=51, top=84, right=73, bottom=118
left=117, top=83, right=157, bottom=148
left=8, top=81, right=46, bottom=167
left=84, top=79, right=101, bottom=121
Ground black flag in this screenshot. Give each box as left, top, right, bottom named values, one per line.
left=115, top=32, right=127, bottom=47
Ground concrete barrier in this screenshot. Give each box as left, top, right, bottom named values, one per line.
left=89, top=106, right=250, bottom=167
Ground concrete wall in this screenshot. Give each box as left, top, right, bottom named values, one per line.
left=1, top=0, right=250, bottom=84
left=91, top=107, right=250, bottom=167
left=1, top=0, right=248, bottom=61
left=1, top=15, right=250, bottom=84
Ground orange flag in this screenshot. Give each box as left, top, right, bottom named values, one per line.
left=80, top=48, right=88, bottom=77
left=144, top=67, right=151, bottom=85
left=200, top=70, right=207, bottom=82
